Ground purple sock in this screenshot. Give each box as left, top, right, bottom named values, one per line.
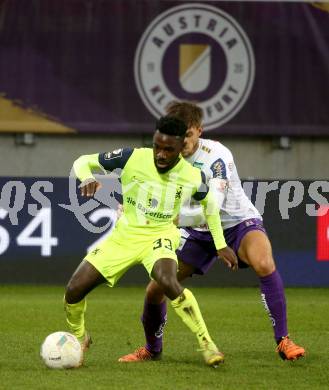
left=259, top=270, right=288, bottom=342
left=141, top=299, right=167, bottom=353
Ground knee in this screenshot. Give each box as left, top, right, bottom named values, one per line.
left=252, top=256, right=276, bottom=277
left=160, top=277, right=182, bottom=300
left=65, top=279, right=83, bottom=304
left=156, top=273, right=172, bottom=289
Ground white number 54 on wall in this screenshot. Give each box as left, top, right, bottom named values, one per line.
left=0, top=208, right=58, bottom=256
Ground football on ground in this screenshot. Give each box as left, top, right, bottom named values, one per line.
left=40, top=331, right=82, bottom=369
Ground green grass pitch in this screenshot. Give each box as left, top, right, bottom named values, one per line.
left=1, top=285, right=328, bottom=389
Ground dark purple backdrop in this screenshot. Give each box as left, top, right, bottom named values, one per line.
left=0, top=1, right=328, bottom=135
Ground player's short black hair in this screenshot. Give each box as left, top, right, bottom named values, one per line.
left=155, top=116, right=187, bottom=138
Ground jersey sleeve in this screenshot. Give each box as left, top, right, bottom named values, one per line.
left=199, top=190, right=226, bottom=250
left=73, top=153, right=104, bottom=183
left=192, top=171, right=209, bottom=201
left=73, top=148, right=134, bottom=183
left=98, top=148, right=134, bottom=171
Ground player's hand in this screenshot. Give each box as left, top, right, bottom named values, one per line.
left=79, top=179, right=102, bottom=197
left=217, top=246, right=238, bottom=270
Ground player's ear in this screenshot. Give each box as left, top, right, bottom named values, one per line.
left=198, top=126, right=203, bottom=136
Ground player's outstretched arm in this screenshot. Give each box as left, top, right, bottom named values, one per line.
left=73, top=153, right=104, bottom=197
left=198, top=189, right=238, bottom=270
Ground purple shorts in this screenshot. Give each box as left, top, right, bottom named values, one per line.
left=176, top=218, right=266, bottom=275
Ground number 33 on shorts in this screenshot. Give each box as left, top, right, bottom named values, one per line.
left=152, top=238, right=173, bottom=251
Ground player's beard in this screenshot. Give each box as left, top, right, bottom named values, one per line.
left=154, top=156, right=181, bottom=173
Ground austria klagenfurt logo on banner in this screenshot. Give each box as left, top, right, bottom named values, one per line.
left=134, top=3, right=255, bottom=130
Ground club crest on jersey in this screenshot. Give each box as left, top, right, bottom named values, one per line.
left=210, top=158, right=227, bottom=179
left=134, top=3, right=255, bottom=130
left=175, top=186, right=183, bottom=200
left=148, top=198, right=158, bottom=208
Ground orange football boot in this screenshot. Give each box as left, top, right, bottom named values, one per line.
left=276, top=336, right=305, bottom=361
left=118, top=347, right=162, bottom=362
